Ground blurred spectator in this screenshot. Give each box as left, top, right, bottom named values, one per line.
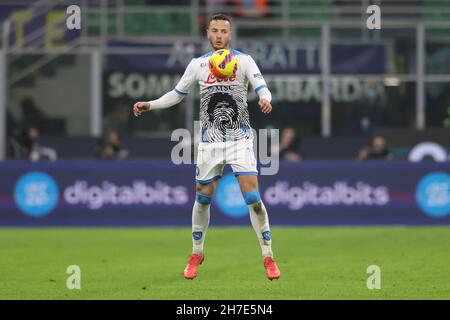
left=204, top=0, right=268, bottom=18
left=357, top=135, right=393, bottom=161
left=20, top=97, right=47, bottom=129
left=147, top=0, right=190, bottom=4
left=94, top=131, right=129, bottom=160
left=200, top=0, right=268, bottom=28
left=19, top=97, right=66, bottom=135
left=8, top=126, right=57, bottom=161
left=279, top=127, right=302, bottom=161
left=365, top=81, right=383, bottom=107
left=202, top=0, right=234, bottom=16
left=237, top=0, right=268, bottom=18
left=200, top=0, right=235, bottom=30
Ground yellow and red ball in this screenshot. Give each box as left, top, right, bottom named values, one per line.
left=208, top=49, right=238, bottom=79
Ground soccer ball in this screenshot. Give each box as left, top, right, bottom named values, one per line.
left=208, top=49, right=238, bottom=79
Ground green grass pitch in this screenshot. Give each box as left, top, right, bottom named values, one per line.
left=0, top=227, right=449, bottom=299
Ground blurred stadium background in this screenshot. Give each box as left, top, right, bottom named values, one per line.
left=0, top=0, right=450, bottom=299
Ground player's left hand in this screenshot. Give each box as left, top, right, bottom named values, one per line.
left=259, top=99, right=272, bottom=114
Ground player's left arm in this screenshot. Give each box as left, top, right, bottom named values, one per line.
left=133, top=59, right=197, bottom=117
left=245, top=55, right=272, bottom=114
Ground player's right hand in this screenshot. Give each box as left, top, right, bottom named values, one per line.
left=133, top=101, right=151, bottom=117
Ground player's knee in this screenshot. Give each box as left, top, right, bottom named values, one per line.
left=195, top=181, right=213, bottom=204
left=243, top=190, right=261, bottom=206
left=196, top=183, right=214, bottom=196
left=196, top=192, right=212, bottom=205
left=253, top=201, right=263, bottom=214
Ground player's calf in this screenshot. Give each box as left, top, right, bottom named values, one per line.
left=243, top=190, right=280, bottom=280
left=243, top=190, right=274, bottom=257
left=192, top=192, right=211, bottom=256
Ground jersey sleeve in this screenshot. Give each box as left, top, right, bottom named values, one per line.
left=174, top=59, right=197, bottom=96
left=244, top=55, right=268, bottom=94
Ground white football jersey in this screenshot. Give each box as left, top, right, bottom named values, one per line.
left=174, top=49, right=269, bottom=143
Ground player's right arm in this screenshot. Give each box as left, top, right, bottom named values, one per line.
left=244, top=55, right=272, bottom=114
left=133, top=59, right=197, bottom=117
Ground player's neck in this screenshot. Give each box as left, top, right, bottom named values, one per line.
left=212, top=46, right=230, bottom=51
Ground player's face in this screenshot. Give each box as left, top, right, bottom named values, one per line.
left=207, top=20, right=232, bottom=50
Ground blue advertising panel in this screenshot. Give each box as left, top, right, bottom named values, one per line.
left=106, top=42, right=385, bottom=74
left=1, top=161, right=450, bottom=226
left=104, top=42, right=385, bottom=106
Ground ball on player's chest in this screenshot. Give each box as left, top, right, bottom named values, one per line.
left=208, top=49, right=238, bottom=80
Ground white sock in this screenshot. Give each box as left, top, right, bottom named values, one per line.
left=248, top=200, right=273, bottom=258
left=192, top=200, right=210, bottom=255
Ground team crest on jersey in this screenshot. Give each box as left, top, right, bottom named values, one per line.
left=204, top=73, right=237, bottom=84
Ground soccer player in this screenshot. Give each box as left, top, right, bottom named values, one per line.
left=133, top=13, right=280, bottom=281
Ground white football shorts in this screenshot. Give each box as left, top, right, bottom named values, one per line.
left=195, top=139, right=258, bottom=184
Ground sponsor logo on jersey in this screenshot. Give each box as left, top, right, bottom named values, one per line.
left=204, top=73, right=237, bottom=84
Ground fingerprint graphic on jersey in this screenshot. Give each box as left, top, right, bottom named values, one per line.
left=200, top=86, right=252, bottom=143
